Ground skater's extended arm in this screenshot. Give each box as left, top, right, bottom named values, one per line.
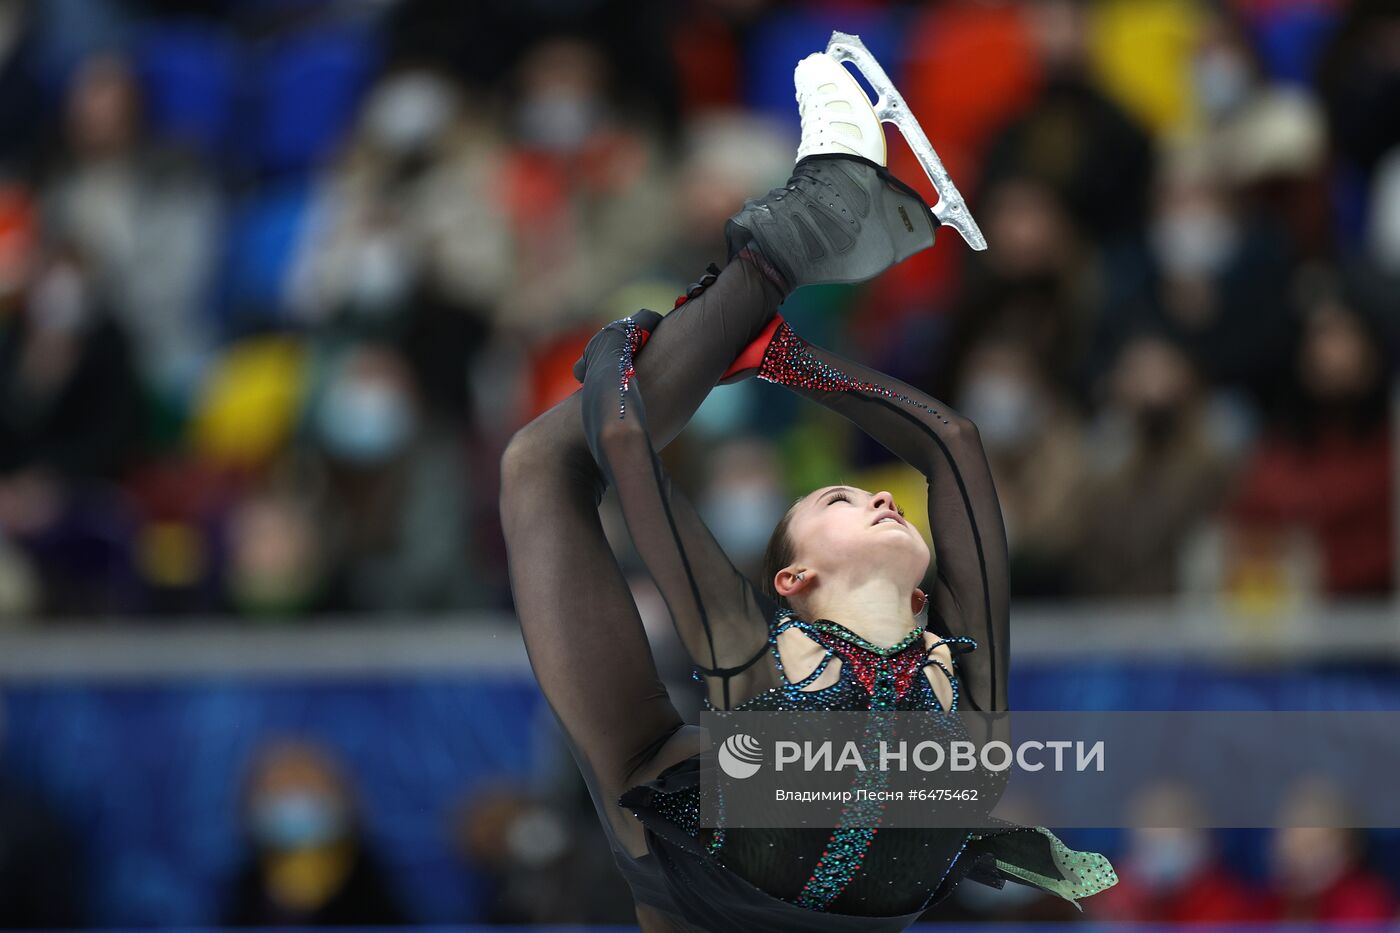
left=578, top=318, right=778, bottom=712
left=755, top=322, right=1010, bottom=712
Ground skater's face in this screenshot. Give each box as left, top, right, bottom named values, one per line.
left=778, top=485, right=930, bottom=602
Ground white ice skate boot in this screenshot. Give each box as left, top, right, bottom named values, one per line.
left=824, top=31, right=986, bottom=250
left=793, top=48, right=887, bottom=165
left=725, top=33, right=985, bottom=291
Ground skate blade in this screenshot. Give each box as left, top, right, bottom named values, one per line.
left=825, top=31, right=988, bottom=251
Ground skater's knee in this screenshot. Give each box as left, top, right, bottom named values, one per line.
left=501, top=429, right=552, bottom=498
left=500, top=422, right=559, bottom=510
left=500, top=419, right=601, bottom=516
left=500, top=422, right=544, bottom=483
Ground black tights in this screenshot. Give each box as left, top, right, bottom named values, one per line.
left=499, top=252, right=1009, bottom=871
left=499, top=256, right=786, bottom=860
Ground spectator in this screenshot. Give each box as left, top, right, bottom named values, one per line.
left=40, top=51, right=220, bottom=403
left=1189, top=9, right=1263, bottom=130
left=659, top=109, right=791, bottom=280
left=980, top=0, right=1155, bottom=243
left=0, top=240, right=142, bottom=481
left=696, top=435, right=789, bottom=582
left=953, top=334, right=1089, bottom=597
left=223, top=738, right=408, bottom=926
left=1227, top=269, right=1394, bottom=595
left=304, top=342, right=479, bottom=611
left=1262, top=777, right=1397, bottom=922
left=493, top=36, right=675, bottom=336
left=942, top=174, right=1102, bottom=407
left=287, top=65, right=503, bottom=425
left=454, top=783, right=636, bottom=923
left=1082, top=140, right=1297, bottom=411
left=1092, top=781, right=1263, bottom=923
left=1218, top=86, right=1332, bottom=261
left=0, top=242, right=145, bottom=615
left=1070, top=333, right=1240, bottom=596
left=221, top=487, right=328, bottom=617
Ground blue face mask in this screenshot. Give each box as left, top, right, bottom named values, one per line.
left=251, top=792, right=347, bottom=850
left=1132, top=831, right=1207, bottom=889
left=316, top=379, right=414, bottom=464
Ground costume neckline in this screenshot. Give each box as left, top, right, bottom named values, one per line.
left=786, top=612, right=926, bottom=658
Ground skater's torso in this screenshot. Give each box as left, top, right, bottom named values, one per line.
left=647, top=609, right=980, bottom=917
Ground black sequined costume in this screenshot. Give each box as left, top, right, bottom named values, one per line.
left=499, top=254, right=1115, bottom=932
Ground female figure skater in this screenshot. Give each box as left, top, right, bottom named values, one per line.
left=500, top=43, right=1115, bottom=931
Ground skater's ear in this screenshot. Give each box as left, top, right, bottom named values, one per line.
left=761, top=499, right=802, bottom=608
left=774, top=566, right=812, bottom=604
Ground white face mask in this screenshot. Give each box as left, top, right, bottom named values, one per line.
left=1194, top=46, right=1251, bottom=120
left=30, top=261, right=91, bottom=335
left=515, top=91, right=600, bottom=153
left=1150, top=204, right=1240, bottom=278
left=364, top=72, right=456, bottom=154
left=349, top=233, right=413, bottom=315
left=957, top=374, right=1043, bottom=451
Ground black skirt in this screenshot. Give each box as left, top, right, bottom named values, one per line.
left=614, top=754, right=1107, bottom=932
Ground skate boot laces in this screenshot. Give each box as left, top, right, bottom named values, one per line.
left=766, top=159, right=830, bottom=204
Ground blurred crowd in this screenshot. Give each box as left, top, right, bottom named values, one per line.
left=0, top=0, right=1397, bottom=621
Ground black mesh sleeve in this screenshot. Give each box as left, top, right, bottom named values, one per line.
left=576, top=260, right=787, bottom=710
